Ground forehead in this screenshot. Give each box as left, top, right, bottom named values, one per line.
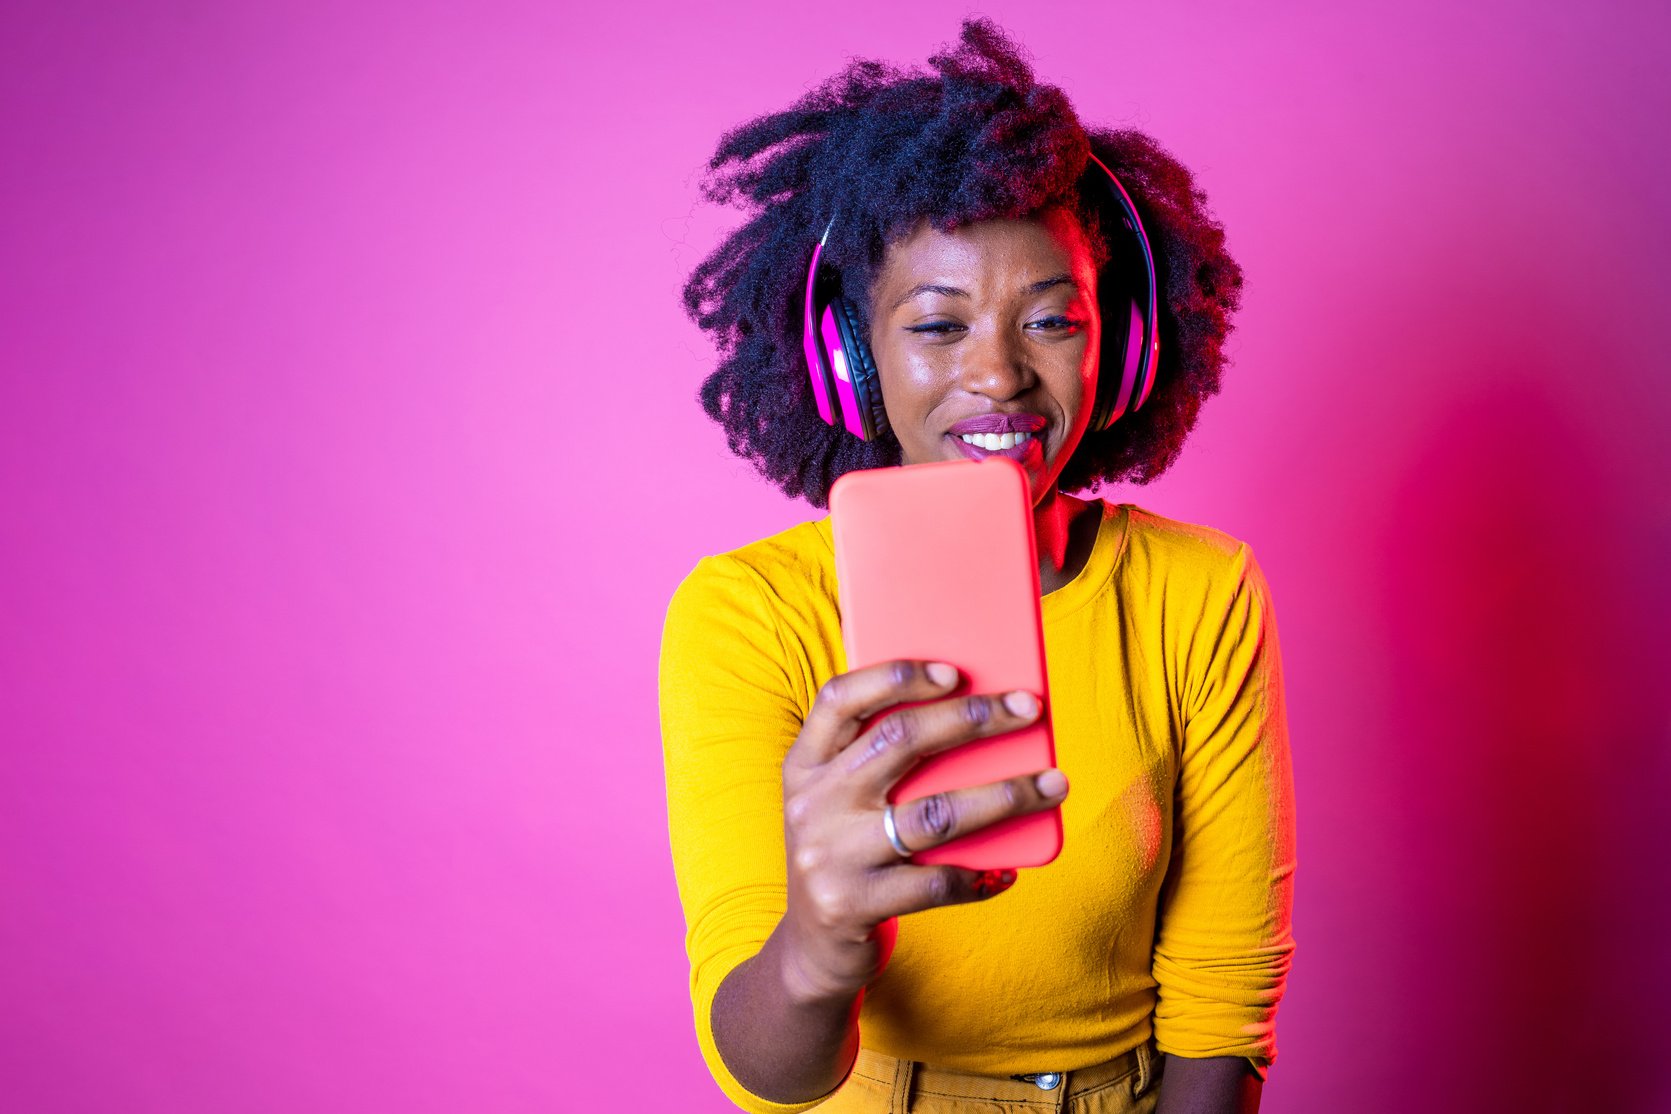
left=875, top=209, right=1093, bottom=289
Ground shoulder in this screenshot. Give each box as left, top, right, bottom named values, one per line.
left=660, top=518, right=840, bottom=708
left=1118, top=503, right=1258, bottom=582
left=717, top=516, right=836, bottom=589
left=1112, top=507, right=1284, bottom=713
left=664, top=516, right=837, bottom=623
left=1113, top=503, right=1280, bottom=642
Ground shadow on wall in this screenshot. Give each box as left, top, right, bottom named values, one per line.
left=1373, top=377, right=1671, bottom=1113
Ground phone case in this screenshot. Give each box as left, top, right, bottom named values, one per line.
left=829, top=456, right=1062, bottom=871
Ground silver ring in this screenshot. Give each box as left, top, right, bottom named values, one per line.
left=881, top=802, right=913, bottom=858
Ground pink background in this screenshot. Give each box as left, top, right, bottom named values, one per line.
left=3, top=2, right=1668, bottom=1111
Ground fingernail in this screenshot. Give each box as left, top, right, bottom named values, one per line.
left=978, top=869, right=1017, bottom=896
left=927, top=662, right=958, bottom=687
left=1035, top=769, right=1068, bottom=797
left=1003, top=691, right=1037, bottom=716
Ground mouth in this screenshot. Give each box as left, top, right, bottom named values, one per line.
left=947, top=429, right=1046, bottom=465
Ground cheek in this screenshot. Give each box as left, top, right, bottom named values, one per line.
left=1078, top=314, right=1102, bottom=397
left=1052, top=344, right=1095, bottom=415
left=875, top=345, right=946, bottom=424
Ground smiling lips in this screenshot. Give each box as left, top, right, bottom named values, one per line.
left=948, top=412, right=1048, bottom=435
left=946, top=412, right=1048, bottom=463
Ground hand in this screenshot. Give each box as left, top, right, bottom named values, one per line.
left=776, top=658, right=1069, bottom=1005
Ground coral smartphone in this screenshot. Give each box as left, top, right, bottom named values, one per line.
left=829, top=456, right=1062, bottom=871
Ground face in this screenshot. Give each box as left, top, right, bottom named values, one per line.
left=866, top=207, right=1102, bottom=507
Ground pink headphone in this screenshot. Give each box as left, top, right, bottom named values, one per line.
left=801, top=153, right=1161, bottom=442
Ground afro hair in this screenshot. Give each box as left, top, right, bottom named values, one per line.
left=681, top=17, right=1244, bottom=509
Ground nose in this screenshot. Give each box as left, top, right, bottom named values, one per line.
left=957, top=326, right=1036, bottom=401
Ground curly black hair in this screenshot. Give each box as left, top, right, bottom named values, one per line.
left=681, top=18, right=1243, bottom=509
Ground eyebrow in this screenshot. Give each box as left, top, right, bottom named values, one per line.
left=889, top=274, right=1077, bottom=311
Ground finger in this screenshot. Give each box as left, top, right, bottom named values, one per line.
left=842, top=689, right=1043, bottom=789
left=795, top=659, right=961, bottom=765
left=868, top=862, right=1021, bottom=917
left=873, top=768, right=1069, bottom=867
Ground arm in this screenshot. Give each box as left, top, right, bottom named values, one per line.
left=660, top=556, right=841, bottom=1113
left=1151, top=542, right=1297, bottom=1104
left=660, top=555, right=1055, bottom=1109
left=1155, top=1054, right=1262, bottom=1114
left=709, top=920, right=864, bottom=1104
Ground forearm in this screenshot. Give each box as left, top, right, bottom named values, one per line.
left=1154, top=1054, right=1262, bottom=1114
left=710, top=921, right=864, bottom=1105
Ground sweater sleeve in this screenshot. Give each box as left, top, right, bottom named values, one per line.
left=1151, top=542, right=1297, bottom=1078
left=658, top=555, right=843, bottom=1113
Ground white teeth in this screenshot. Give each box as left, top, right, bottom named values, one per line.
left=959, top=431, right=1033, bottom=450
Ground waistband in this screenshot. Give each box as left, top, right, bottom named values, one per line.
left=850, top=1039, right=1161, bottom=1111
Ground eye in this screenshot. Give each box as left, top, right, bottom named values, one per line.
left=905, top=321, right=964, bottom=336
left=1027, top=315, right=1078, bottom=332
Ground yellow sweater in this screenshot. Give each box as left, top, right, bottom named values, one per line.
left=658, top=500, right=1296, bottom=1112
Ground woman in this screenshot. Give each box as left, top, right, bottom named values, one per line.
left=660, top=19, right=1295, bottom=1114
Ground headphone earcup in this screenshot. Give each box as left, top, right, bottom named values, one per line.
left=1089, top=294, right=1146, bottom=433
left=831, top=295, right=890, bottom=441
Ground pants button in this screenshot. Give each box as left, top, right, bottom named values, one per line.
left=1010, top=1072, right=1063, bottom=1090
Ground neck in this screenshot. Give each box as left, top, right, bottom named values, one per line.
left=1034, top=487, right=1098, bottom=596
